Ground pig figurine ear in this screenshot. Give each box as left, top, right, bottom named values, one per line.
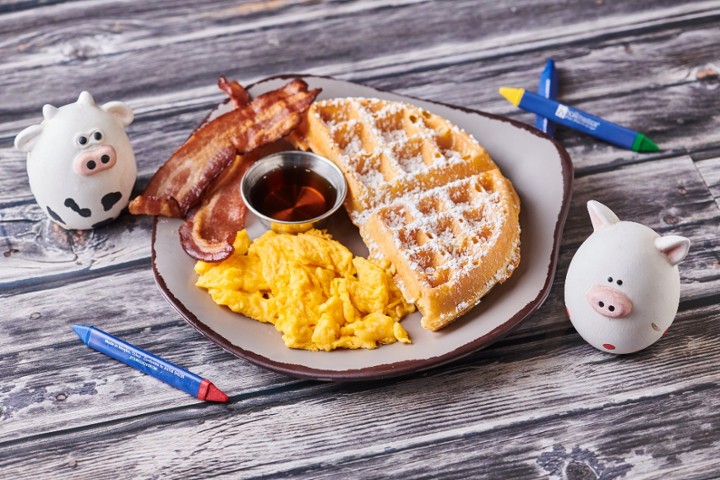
left=655, top=235, right=691, bottom=266
left=14, top=124, right=44, bottom=152
left=587, top=200, right=620, bottom=231
left=101, top=101, right=134, bottom=127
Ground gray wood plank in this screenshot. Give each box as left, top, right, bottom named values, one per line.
left=2, top=2, right=720, bottom=203
left=696, top=156, right=720, bottom=209
left=1, top=301, right=717, bottom=478
left=0, top=211, right=154, bottom=287
left=0, top=268, right=303, bottom=442
left=1, top=0, right=717, bottom=123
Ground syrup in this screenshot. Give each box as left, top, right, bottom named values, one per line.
left=249, top=167, right=337, bottom=222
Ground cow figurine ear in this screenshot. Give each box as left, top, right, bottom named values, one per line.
left=14, top=124, right=44, bottom=152
left=42, top=104, right=58, bottom=121
left=655, top=235, right=691, bottom=266
left=101, top=101, right=134, bottom=127
left=587, top=200, right=620, bottom=231
left=77, top=91, right=96, bottom=106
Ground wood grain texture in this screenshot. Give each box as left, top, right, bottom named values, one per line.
left=1, top=302, right=717, bottom=478
left=2, top=1, right=720, bottom=478
left=696, top=155, right=720, bottom=208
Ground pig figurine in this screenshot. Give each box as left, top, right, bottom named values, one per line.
left=565, top=200, right=691, bottom=354
left=14, top=91, right=137, bottom=230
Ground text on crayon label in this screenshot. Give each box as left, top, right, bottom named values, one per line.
left=103, top=338, right=186, bottom=379
left=104, top=338, right=131, bottom=355
left=555, top=105, right=600, bottom=131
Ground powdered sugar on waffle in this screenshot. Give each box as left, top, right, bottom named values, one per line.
left=373, top=175, right=508, bottom=287
left=317, top=98, right=473, bottom=192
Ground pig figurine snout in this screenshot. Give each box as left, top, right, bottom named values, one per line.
left=587, top=285, right=633, bottom=318
left=73, top=145, right=117, bottom=176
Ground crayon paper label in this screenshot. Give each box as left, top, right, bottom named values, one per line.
left=555, top=105, right=600, bottom=131
left=87, top=331, right=199, bottom=395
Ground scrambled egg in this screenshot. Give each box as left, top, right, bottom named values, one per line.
left=194, top=229, right=415, bottom=351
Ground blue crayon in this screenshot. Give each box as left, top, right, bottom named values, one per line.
left=499, top=87, right=659, bottom=152
left=72, top=325, right=228, bottom=402
left=535, top=59, right=558, bottom=136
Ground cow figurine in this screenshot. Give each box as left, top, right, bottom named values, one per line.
left=565, top=200, right=691, bottom=354
left=14, top=91, right=137, bottom=230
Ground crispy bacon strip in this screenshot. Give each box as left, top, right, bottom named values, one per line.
left=218, top=76, right=250, bottom=108
left=129, top=79, right=320, bottom=217
left=178, top=155, right=252, bottom=261
left=176, top=78, right=253, bottom=261
left=178, top=141, right=290, bottom=261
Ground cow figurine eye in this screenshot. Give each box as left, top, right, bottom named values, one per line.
left=93, top=131, right=103, bottom=141
left=77, top=135, right=88, bottom=146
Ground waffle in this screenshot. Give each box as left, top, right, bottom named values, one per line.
left=289, top=97, right=520, bottom=331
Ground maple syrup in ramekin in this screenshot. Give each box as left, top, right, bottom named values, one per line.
left=241, top=151, right=347, bottom=233
left=249, top=167, right=337, bottom=222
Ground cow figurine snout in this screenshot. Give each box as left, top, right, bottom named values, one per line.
left=565, top=201, right=690, bottom=354
left=74, top=145, right=117, bottom=176
left=587, top=285, right=633, bottom=318
left=14, top=91, right=137, bottom=230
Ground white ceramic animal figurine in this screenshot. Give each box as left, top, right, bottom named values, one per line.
left=14, top=92, right=137, bottom=230
left=565, top=200, right=690, bottom=354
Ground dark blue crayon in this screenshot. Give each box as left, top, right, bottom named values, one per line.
left=535, top=59, right=558, bottom=136
left=499, top=87, right=659, bottom=152
left=72, top=325, right=228, bottom=402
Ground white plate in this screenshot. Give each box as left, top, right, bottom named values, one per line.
left=152, top=75, right=573, bottom=381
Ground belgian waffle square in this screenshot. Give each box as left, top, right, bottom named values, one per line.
left=363, top=171, right=520, bottom=330
left=290, top=97, right=521, bottom=330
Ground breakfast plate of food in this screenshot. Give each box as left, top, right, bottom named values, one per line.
left=148, top=75, right=573, bottom=381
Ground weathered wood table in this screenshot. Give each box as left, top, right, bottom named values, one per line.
left=2, top=1, right=719, bottom=478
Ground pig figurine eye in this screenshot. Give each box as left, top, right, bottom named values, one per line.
left=76, top=135, right=89, bottom=146
left=93, top=131, right=103, bottom=142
